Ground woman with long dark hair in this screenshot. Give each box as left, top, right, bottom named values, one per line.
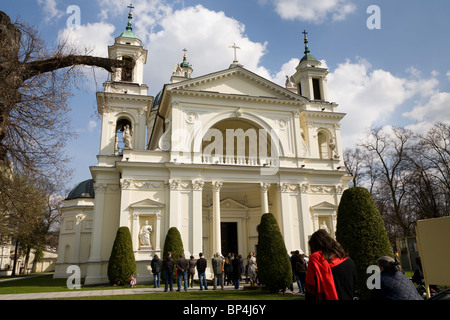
left=305, top=229, right=357, bottom=300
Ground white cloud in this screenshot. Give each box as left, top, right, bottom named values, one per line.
left=327, top=59, right=420, bottom=148
left=268, top=0, right=356, bottom=23
left=403, top=91, right=450, bottom=124
left=137, top=5, right=270, bottom=95
left=57, top=22, right=115, bottom=57
left=88, top=120, right=97, bottom=132
left=37, top=0, right=64, bottom=23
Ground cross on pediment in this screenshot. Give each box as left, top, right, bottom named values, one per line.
left=229, top=42, right=241, bottom=63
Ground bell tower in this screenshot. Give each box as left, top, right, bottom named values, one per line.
left=104, top=5, right=148, bottom=95
left=291, top=30, right=329, bottom=101
left=170, top=49, right=193, bottom=83
left=96, top=6, right=153, bottom=156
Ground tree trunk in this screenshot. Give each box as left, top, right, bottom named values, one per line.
left=11, top=239, right=19, bottom=276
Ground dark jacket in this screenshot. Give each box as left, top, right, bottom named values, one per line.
left=196, top=257, right=207, bottom=273
left=163, top=256, right=174, bottom=272
left=232, top=257, right=243, bottom=279
left=151, top=257, right=162, bottom=274
left=292, top=254, right=306, bottom=274
left=177, top=257, right=188, bottom=274
left=331, top=257, right=357, bottom=300
left=371, top=270, right=423, bottom=300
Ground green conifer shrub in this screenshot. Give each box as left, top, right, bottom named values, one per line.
left=161, top=227, right=184, bottom=278
left=257, top=213, right=292, bottom=293
left=336, top=187, right=393, bottom=299
left=107, top=226, right=136, bottom=286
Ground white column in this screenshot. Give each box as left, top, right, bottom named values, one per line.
left=72, top=214, right=84, bottom=263
left=192, top=180, right=204, bottom=258
left=85, top=183, right=106, bottom=285
left=119, top=178, right=132, bottom=227
left=299, top=183, right=313, bottom=253
left=168, top=179, right=181, bottom=230
left=132, top=213, right=139, bottom=252
left=277, top=183, right=294, bottom=252
left=212, top=181, right=223, bottom=255
left=155, top=211, right=162, bottom=252
left=260, top=182, right=270, bottom=214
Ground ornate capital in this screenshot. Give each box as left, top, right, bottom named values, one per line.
left=168, top=179, right=180, bottom=190
left=260, top=182, right=270, bottom=192
left=212, top=181, right=223, bottom=192
left=120, top=178, right=132, bottom=190
left=94, top=183, right=107, bottom=193
left=192, top=179, right=204, bottom=191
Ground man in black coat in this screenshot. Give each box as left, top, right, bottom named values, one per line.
left=163, top=252, right=174, bottom=292
left=177, top=253, right=189, bottom=291
left=196, top=252, right=208, bottom=290
left=151, top=254, right=162, bottom=288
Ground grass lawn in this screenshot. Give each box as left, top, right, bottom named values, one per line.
left=0, top=273, right=303, bottom=300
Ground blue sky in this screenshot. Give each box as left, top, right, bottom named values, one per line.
left=3, top=0, right=450, bottom=192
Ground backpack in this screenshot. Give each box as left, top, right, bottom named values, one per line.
left=295, top=257, right=306, bottom=273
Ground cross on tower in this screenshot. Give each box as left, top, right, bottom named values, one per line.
left=127, top=3, right=135, bottom=13
left=302, top=29, right=308, bottom=39
left=183, top=48, right=188, bottom=57
left=229, top=42, right=241, bottom=63
left=302, top=29, right=310, bottom=55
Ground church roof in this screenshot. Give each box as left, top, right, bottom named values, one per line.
left=66, top=179, right=95, bottom=200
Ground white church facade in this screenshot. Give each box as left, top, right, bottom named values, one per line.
left=54, top=12, right=351, bottom=285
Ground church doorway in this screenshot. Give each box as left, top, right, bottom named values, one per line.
left=221, top=222, right=238, bottom=256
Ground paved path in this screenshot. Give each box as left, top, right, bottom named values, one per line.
left=0, top=286, right=207, bottom=300
left=0, top=274, right=302, bottom=300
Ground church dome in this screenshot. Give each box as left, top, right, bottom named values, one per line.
left=119, top=11, right=138, bottom=39
left=66, top=179, right=95, bottom=200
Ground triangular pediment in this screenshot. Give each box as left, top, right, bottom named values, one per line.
left=167, top=66, right=306, bottom=102
left=220, top=198, right=249, bottom=210
left=130, top=198, right=165, bottom=208
left=311, top=201, right=337, bottom=211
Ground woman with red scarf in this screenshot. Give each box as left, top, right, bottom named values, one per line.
left=305, top=229, right=357, bottom=300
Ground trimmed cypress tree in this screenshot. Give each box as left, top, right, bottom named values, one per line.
left=161, top=227, right=184, bottom=279
left=336, top=187, right=393, bottom=299
left=107, top=226, right=136, bottom=286
left=257, top=213, right=292, bottom=293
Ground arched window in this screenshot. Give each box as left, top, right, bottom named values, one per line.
left=202, top=118, right=273, bottom=165
left=317, top=131, right=330, bottom=159
left=115, top=118, right=133, bottom=154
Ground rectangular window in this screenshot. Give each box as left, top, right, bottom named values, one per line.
left=312, top=78, right=322, bottom=100
left=121, top=56, right=133, bottom=82
left=298, top=83, right=302, bottom=96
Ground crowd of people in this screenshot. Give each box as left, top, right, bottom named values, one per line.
left=150, top=251, right=259, bottom=292
left=148, top=229, right=427, bottom=300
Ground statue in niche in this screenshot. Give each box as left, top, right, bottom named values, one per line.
left=123, top=124, right=132, bottom=149
left=139, top=221, right=153, bottom=248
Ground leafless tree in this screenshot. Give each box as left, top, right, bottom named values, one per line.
left=344, top=123, right=449, bottom=242
left=0, top=11, right=133, bottom=177
left=359, top=126, right=416, bottom=238
left=0, top=11, right=133, bottom=258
